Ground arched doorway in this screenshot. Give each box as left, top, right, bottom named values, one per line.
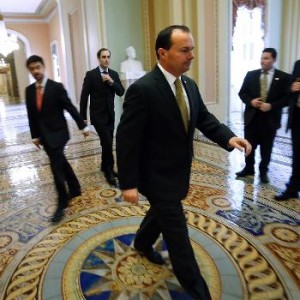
left=0, top=30, right=30, bottom=103
left=229, top=0, right=265, bottom=125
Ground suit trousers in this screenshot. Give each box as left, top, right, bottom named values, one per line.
left=44, top=145, right=80, bottom=208
left=287, top=108, right=300, bottom=192
left=244, top=111, right=276, bottom=174
left=93, top=122, right=114, bottom=172
left=134, top=200, right=211, bottom=300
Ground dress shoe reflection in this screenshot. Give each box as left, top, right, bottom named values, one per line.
left=274, top=190, right=299, bottom=201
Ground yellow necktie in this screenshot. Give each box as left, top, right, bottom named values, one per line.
left=260, top=71, right=268, bottom=102
left=174, top=78, right=189, bottom=132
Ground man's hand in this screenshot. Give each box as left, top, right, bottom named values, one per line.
left=291, top=81, right=300, bottom=92
left=228, top=137, right=252, bottom=157
left=259, top=102, right=271, bottom=112
left=33, top=138, right=41, bottom=149
left=102, top=74, right=114, bottom=86
left=251, top=98, right=263, bottom=108
left=121, top=188, right=139, bottom=204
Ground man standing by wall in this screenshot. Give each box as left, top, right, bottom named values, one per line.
left=25, top=55, right=89, bottom=223
left=116, top=25, right=251, bottom=300
left=80, top=48, right=124, bottom=186
left=275, top=59, right=300, bottom=200
left=236, top=48, right=291, bottom=183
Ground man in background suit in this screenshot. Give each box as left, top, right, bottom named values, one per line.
left=80, top=48, right=124, bottom=186
left=25, top=55, right=89, bottom=223
left=236, top=48, right=291, bottom=183
left=275, top=60, right=300, bottom=200
left=116, top=25, right=251, bottom=300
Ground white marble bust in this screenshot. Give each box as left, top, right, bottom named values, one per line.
left=120, top=46, right=144, bottom=73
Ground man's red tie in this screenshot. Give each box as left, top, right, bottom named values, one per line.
left=36, top=84, right=43, bottom=111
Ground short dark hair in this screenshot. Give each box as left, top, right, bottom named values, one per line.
left=97, top=48, right=111, bottom=59
left=262, top=48, right=277, bottom=59
left=26, top=55, right=44, bottom=68
left=155, top=25, right=190, bottom=59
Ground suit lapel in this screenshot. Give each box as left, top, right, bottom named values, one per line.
left=153, top=67, right=191, bottom=134
left=268, top=69, right=277, bottom=94
left=153, top=67, right=181, bottom=118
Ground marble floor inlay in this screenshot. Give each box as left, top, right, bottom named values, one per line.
left=0, top=98, right=299, bottom=300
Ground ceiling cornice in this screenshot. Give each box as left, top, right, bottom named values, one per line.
left=2, top=0, right=56, bottom=23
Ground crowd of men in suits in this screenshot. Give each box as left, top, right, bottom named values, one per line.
left=24, top=24, right=299, bottom=300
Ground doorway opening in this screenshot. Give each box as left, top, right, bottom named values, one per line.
left=230, top=3, right=265, bottom=125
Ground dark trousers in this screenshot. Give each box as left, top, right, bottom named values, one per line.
left=93, top=122, right=114, bottom=172
left=244, top=112, right=276, bottom=174
left=287, top=108, right=300, bottom=192
left=44, top=145, right=80, bottom=209
left=134, top=200, right=211, bottom=300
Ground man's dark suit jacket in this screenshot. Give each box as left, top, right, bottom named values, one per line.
left=117, top=65, right=235, bottom=202
left=287, top=60, right=300, bottom=130
left=80, top=67, right=124, bottom=127
left=25, top=79, right=86, bottom=149
left=239, top=69, right=291, bottom=131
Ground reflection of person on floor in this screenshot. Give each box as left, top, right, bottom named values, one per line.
left=116, top=25, right=251, bottom=300
left=236, top=48, right=291, bottom=184
left=120, top=46, right=144, bottom=73
left=80, top=48, right=124, bottom=187
left=275, top=60, right=300, bottom=201
left=25, top=55, right=89, bottom=223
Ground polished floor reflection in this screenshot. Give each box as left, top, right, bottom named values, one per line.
left=0, top=97, right=299, bottom=300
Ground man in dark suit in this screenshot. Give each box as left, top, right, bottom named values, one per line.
left=116, top=25, right=251, bottom=300
left=80, top=48, right=124, bottom=186
left=236, top=48, right=291, bottom=183
left=275, top=60, right=300, bottom=200
left=25, top=55, right=89, bottom=223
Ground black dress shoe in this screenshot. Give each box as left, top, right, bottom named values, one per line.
left=236, top=168, right=254, bottom=177
left=260, top=174, right=269, bottom=184
left=104, top=172, right=117, bottom=186
left=112, top=170, right=118, bottom=178
left=135, top=247, right=165, bottom=265
left=51, top=208, right=65, bottom=223
left=274, top=190, right=298, bottom=201
left=69, top=189, right=81, bottom=199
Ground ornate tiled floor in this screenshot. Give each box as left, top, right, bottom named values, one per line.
left=0, top=97, right=299, bottom=300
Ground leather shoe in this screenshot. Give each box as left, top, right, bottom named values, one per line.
left=135, top=247, right=165, bottom=265
left=101, top=167, right=118, bottom=177
left=260, top=174, right=269, bottom=184
left=69, top=189, right=81, bottom=199
left=51, top=208, right=65, bottom=223
left=104, top=171, right=117, bottom=186
left=236, top=168, right=254, bottom=177
left=274, top=190, right=298, bottom=201
left=112, top=170, right=118, bottom=177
